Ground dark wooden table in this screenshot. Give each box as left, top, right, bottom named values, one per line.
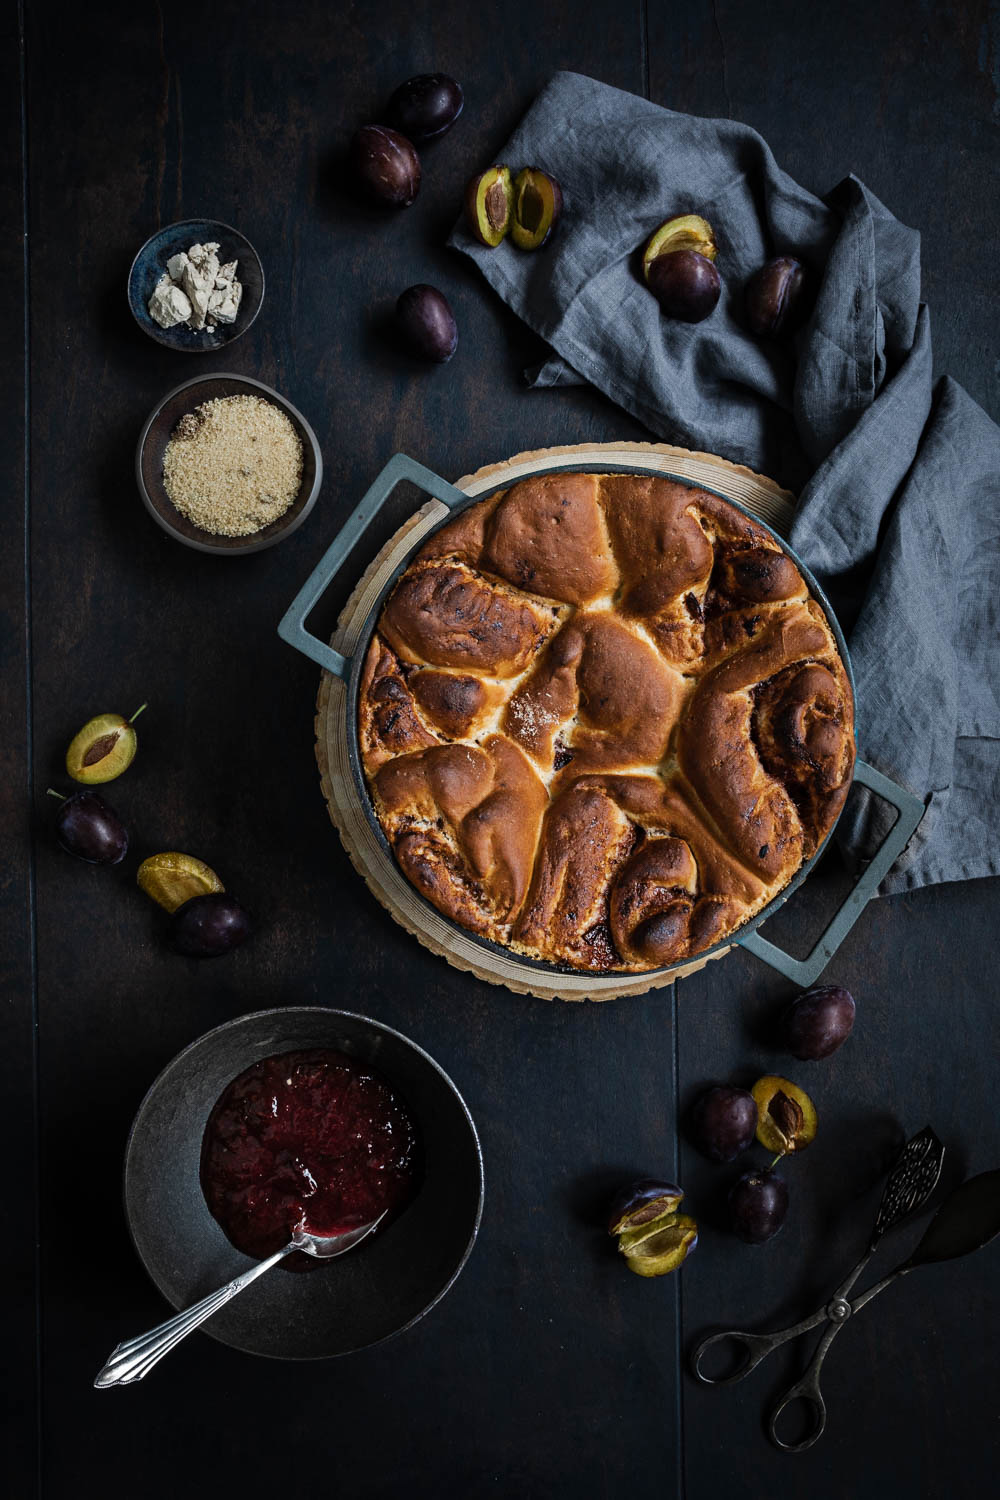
left=5, top=2, right=999, bottom=1495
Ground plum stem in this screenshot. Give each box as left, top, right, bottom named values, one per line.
left=129, top=703, right=148, bottom=724
left=768, top=1153, right=784, bottom=1170
left=46, top=788, right=66, bottom=802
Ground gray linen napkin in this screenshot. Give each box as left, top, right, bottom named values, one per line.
left=449, top=71, right=1000, bottom=894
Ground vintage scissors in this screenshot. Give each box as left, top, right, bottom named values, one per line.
left=691, top=1129, right=1000, bottom=1452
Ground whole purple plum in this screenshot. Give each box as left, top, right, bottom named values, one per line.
left=782, top=985, right=856, bottom=1060
left=349, top=125, right=421, bottom=208
left=689, top=1085, right=758, bottom=1162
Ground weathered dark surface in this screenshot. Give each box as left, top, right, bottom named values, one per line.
left=4, top=2, right=998, bottom=1496
left=2, top=0, right=37, bottom=1483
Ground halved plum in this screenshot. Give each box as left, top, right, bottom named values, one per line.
left=608, top=1179, right=684, bottom=1235
left=510, top=167, right=562, bottom=250
left=138, top=852, right=224, bottom=913
left=465, top=166, right=513, bottom=247
left=752, top=1075, right=818, bottom=1156
left=609, top=1178, right=697, bottom=1277
left=621, top=1214, right=698, bottom=1276
left=642, top=213, right=716, bottom=280
left=65, top=705, right=146, bottom=783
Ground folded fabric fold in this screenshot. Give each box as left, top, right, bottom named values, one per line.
left=449, top=71, right=999, bottom=893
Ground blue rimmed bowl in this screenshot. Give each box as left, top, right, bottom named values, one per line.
left=127, top=218, right=264, bottom=352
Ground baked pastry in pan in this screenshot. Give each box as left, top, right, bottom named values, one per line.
left=358, top=472, right=855, bottom=973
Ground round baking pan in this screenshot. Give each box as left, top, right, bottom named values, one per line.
left=281, top=444, right=924, bottom=1000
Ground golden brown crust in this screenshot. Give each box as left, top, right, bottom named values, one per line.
left=676, top=601, right=853, bottom=882
left=504, top=612, right=682, bottom=776
left=358, top=637, right=440, bottom=775
left=513, top=783, right=636, bottom=967
left=379, top=559, right=559, bottom=677
left=371, top=736, right=547, bottom=935
left=359, top=473, right=855, bottom=972
left=480, top=472, right=618, bottom=605
left=408, top=669, right=506, bottom=741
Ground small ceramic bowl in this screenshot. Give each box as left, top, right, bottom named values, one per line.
left=127, top=219, right=264, bottom=352
left=137, top=373, right=323, bottom=554
left=124, top=1007, right=484, bottom=1360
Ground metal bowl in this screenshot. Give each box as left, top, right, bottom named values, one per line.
left=123, top=1007, right=484, bottom=1359
left=127, top=218, right=264, bottom=352
left=137, top=373, right=323, bottom=554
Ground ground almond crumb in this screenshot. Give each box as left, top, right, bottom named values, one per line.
left=163, top=394, right=304, bottom=537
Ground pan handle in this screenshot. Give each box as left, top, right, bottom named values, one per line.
left=735, top=760, right=924, bottom=986
left=277, top=453, right=469, bottom=679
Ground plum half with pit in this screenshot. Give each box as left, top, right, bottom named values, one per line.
left=729, top=1169, right=789, bottom=1244
left=65, top=705, right=146, bottom=784
left=608, top=1179, right=697, bottom=1277
left=688, top=1085, right=758, bottom=1163
left=752, top=1075, right=818, bottom=1157
left=169, top=892, right=253, bottom=958
left=51, top=789, right=128, bottom=865
left=387, top=74, right=463, bottom=142
left=782, top=985, right=856, bottom=1060
left=349, top=125, right=421, bottom=208
left=395, top=285, right=458, bottom=363
left=465, top=165, right=513, bottom=247
left=608, top=1179, right=684, bottom=1234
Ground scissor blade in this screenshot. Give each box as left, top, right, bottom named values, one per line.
left=871, top=1126, right=945, bottom=1243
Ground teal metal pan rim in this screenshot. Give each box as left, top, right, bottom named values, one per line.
left=278, top=452, right=925, bottom=989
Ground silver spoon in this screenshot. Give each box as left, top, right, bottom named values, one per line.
left=94, top=1214, right=386, bottom=1388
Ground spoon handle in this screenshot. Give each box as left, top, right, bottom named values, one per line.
left=94, top=1241, right=296, bottom=1387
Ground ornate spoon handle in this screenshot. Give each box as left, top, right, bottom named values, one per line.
left=94, top=1242, right=296, bottom=1387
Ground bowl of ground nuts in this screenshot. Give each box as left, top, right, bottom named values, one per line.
left=136, top=374, right=323, bottom=554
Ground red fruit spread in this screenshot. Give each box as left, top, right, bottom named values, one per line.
left=200, top=1049, right=419, bottom=1266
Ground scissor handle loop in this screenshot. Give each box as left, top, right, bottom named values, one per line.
left=768, top=1377, right=828, bottom=1452
left=690, top=1329, right=783, bottom=1385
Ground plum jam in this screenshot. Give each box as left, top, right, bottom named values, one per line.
left=200, top=1049, right=420, bottom=1267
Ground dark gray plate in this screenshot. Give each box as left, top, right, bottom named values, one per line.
left=127, top=218, right=264, bottom=352
left=136, top=373, right=323, bottom=553
left=123, top=1007, right=484, bottom=1359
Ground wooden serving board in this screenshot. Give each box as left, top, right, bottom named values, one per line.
left=315, top=442, right=796, bottom=1002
